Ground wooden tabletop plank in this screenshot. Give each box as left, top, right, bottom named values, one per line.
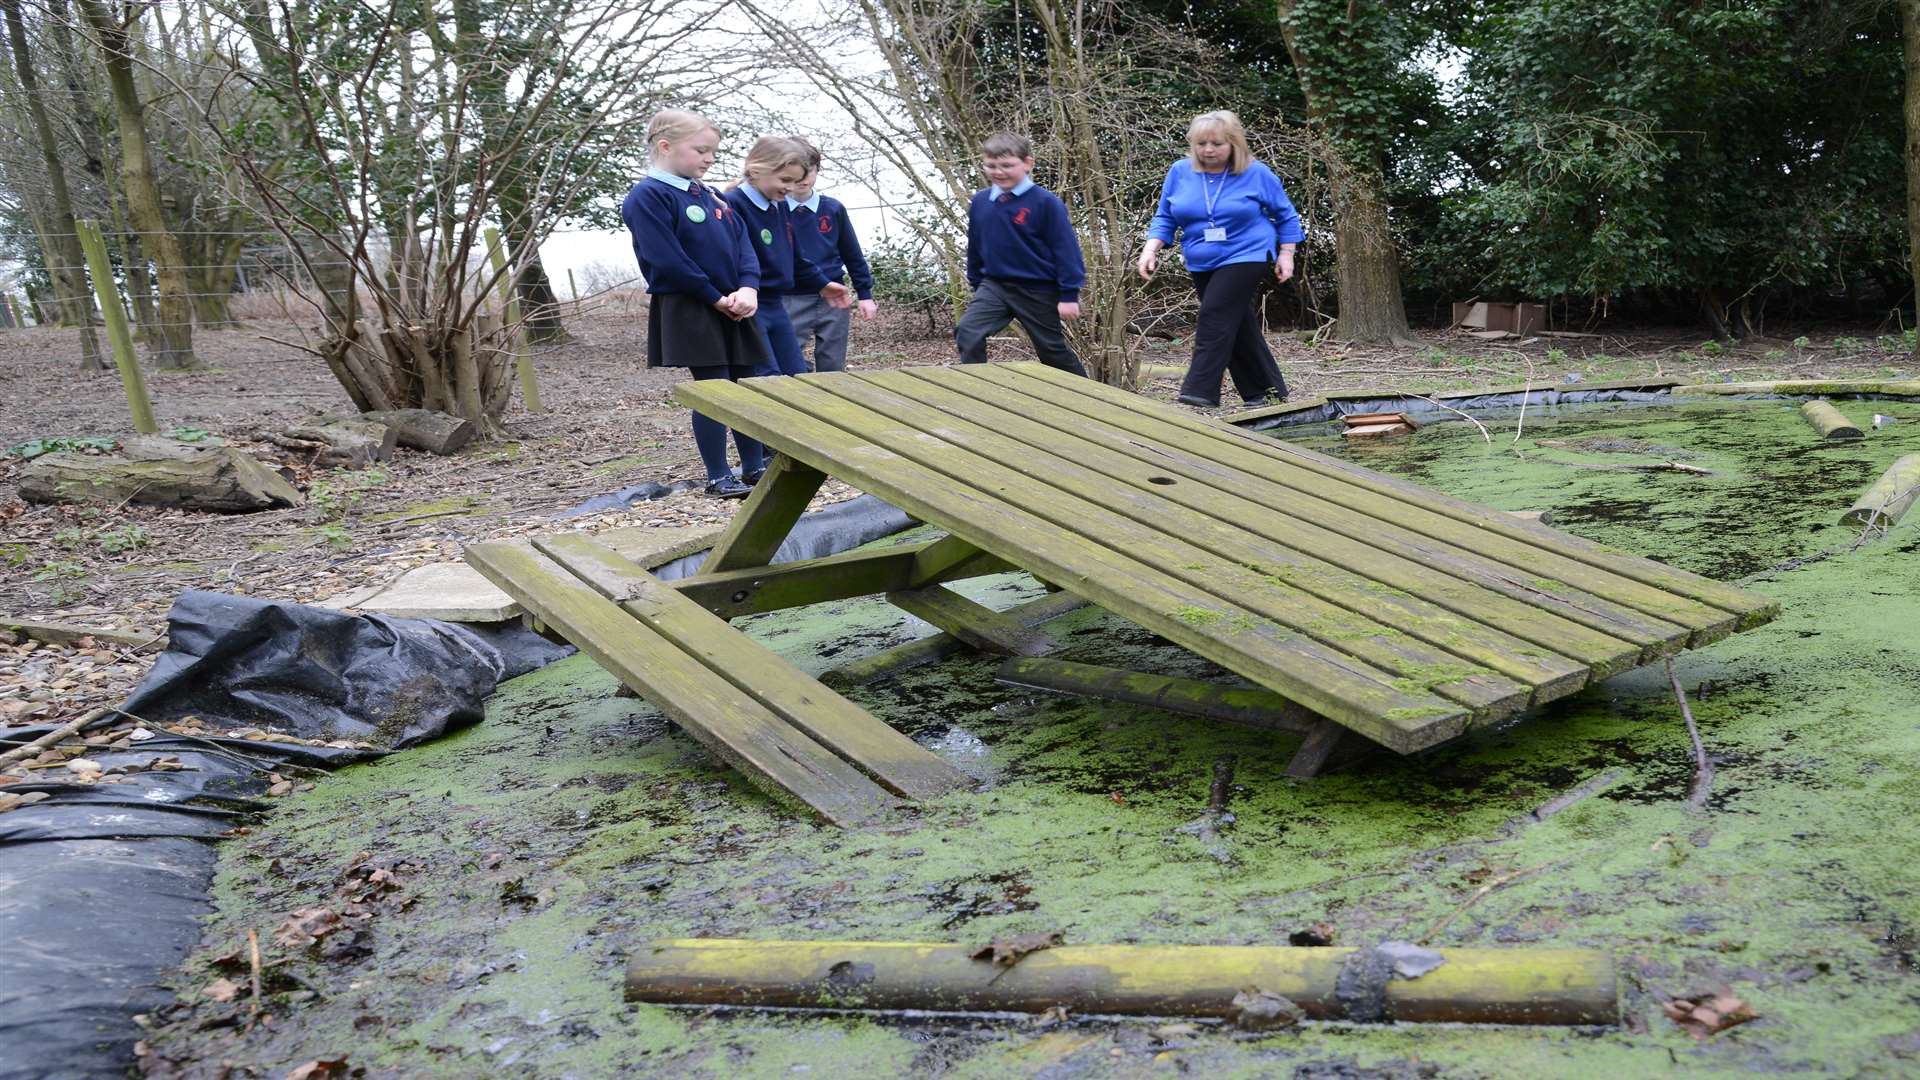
left=465, top=540, right=896, bottom=826
left=534, top=533, right=974, bottom=802
left=877, top=369, right=1648, bottom=681
left=807, top=373, right=1584, bottom=708
left=968, top=365, right=1740, bottom=644
left=1006, top=364, right=1777, bottom=629
left=673, top=378, right=1471, bottom=752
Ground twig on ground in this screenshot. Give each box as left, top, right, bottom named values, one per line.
left=1417, top=860, right=1561, bottom=944
left=1665, top=657, right=1713, bottom=809
left=1396, top=392, right=1492, bottom=443
left=1540, top=456, right=1716, bottom=476
left=0, top=708, right=111, bottom=770
left=246, top=928, right=263, bottom=1029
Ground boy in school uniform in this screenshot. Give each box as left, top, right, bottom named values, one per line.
left=785, top=161, right=876, bottom=373
left=954, top=132, right=1088, bottom=376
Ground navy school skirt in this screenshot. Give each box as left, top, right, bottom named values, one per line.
left=647, top=291, right=772, bottom=370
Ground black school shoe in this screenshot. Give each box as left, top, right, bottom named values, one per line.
left=1177, top=393, right=1221, bottom=408
left=704, top=476, right=752, bottom=499
left=1244, top=389, right=1289, bottom=408
left=740, top=467, right=766, bottom=486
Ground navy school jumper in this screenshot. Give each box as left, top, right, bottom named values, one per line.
left=965, top=184, right=1085, bottom=302
left=620, top=176, right=760, bottom=303
left=789, top=195, right=875, bottom=300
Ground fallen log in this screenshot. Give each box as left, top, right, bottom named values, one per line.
left=1800, top=400, right=1864, bottom=441
left=625, top=938, right=1618, bottom=1026
left=0, top=618, right=158, bottom=650
left=19, top=436, right=301, bottom=512
left=359, top=408, right=475, bottom=455
left=1842, top=454, right=1920, bottom=528
left=268, top=419, right=396, bottom=469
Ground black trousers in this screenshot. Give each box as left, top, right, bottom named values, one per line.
left=954, top=278, right=1088, bottom=376
left=1180, top=261, right=1287, bottom=404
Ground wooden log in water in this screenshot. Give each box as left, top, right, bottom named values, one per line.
left=624, top=938, right=1619, bottom=1026
left=1800, top=400, right=1864, bottom=441
left=1843, top=454, right=1920, bottom=528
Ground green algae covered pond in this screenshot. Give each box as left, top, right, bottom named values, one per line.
left=144, top=398, right=1920, bottom=1078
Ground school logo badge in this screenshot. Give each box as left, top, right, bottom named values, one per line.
left=685, top=205, right=706, bottom=223
left=1013, top=207, right=1031, bottom=225
left=760, top=228, right=774, bottom=246
left=818, top=216, right=833, bottom=234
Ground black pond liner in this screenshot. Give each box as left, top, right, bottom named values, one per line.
left=0, top=493, right=911, bottom=1080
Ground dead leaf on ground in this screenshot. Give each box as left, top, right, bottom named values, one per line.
left=970, top=931, right=1064, bottom=968
left=272, top=906, right=342, bottom=949
left=201, top=977, right=242, bottom=1003
left=1662, top=990, right=1758, bottom=1039
left=1288, top=922, right=1335, bottom=947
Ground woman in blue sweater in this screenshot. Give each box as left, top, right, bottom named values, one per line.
left=1138, top=111, right=1304, bottom=408
left=723, top=137, right=852, bottom=376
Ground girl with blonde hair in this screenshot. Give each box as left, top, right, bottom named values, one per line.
left=1138, top=110, right=1304, bottom=408
left=620, top=109, right=768, bottom=498
left=724, top=136, right=853, bottom=376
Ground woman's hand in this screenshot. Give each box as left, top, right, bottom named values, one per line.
left=857, top=299, right=878, bottom=320
left=1137, top=241, right=1162, bottom=281
left=1275, top=249, right=1296, bottom=284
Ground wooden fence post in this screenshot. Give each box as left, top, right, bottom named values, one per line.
left=485, top=227, right=545, bottom=413
left=75, top=219, right=157, bottom=433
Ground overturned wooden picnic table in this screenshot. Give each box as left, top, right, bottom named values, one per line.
left=466, top=363, right=1777, bottom=826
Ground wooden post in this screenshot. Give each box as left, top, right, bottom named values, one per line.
left=566, top=267, right=578, bottom=302
left=625, top=938, right=1620, bottom=1026
left=75, top=218, right=157, bottom=433
left=485, top=226, right=544, bottom=413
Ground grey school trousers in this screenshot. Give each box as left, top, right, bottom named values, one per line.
left=783, top=292, right=853, bottom=372
left=954, top=278, right=1087, bottom=376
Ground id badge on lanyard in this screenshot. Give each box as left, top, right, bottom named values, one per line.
left=1201, top=170, right=1229, bottom=243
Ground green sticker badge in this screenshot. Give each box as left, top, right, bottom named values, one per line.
left=759, top=228, right=774, bottom=246
left=684, top=205, right=707, bottom=223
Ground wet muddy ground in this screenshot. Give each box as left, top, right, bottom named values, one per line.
left=141, top=398, right=1920, bottom=1077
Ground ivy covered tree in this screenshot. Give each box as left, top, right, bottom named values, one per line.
left=1446, top=0, right=1905, bottom=336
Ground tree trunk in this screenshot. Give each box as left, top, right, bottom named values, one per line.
left=1905, top=0, right=1920, bottom=356
left=1274, top=0, right=1418, bottom=347
left=77, top=0, right=197, bottom=368
left=2, top=0, right=104, bottom=369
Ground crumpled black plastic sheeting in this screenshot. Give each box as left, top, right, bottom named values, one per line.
left=119, top=590, right=573, bottom=749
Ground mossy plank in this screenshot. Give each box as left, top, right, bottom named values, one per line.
left=464, top=539, right=896, bottom=825
left=672, top=378, right=1468, bottom=753
left=672, top=539, right=1014, bottom=619
left=975, top=364, right=1767, bottom=638
left=886, top=584, right=1057, bottom=657
left=535, top=533, right=972, bottom=801
left=805, top=375, right=1562, bottom=711
left=994, top=657, right=1320, bottom=734
left=1843, top=454, right=1920, bottom=527
left=1673, top=379, right=1920, bottom=397
left=881, top=369, right=1645, bottom=684
left=696, top=453, right=826, bottom=574
left=777, top=376, right=1530, bottom=722
left=824, top=590, right=1089, bottom=688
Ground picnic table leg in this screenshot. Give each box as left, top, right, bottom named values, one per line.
left=1284, top=719, right=1352, bottom=779
left=697, top=453, right=827, bottom=575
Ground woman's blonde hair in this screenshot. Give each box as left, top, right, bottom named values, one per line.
left=743, top=136, right=812, bottom=181
left=645, top=109, right=717, bottom=159
left=1187, top=110, right=1253, bottom=174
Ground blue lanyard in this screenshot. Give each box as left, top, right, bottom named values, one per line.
left=1201, top=170, right=1228, bottom=225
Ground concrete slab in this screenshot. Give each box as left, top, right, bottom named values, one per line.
left=321, top=527, right=721, bottom=622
